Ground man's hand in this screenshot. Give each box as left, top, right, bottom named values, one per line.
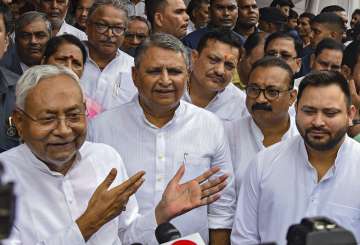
left=76, top=168, right=145, bottom=241
left=155, top=165, right=228, bottom=224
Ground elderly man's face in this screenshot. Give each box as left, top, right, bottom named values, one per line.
left=191, top=39, right=240, bottom=93
left=14, top=75, right=87, bottom=170
left=122, top=19, right=150, bottom=51
left=87, top=4, right=127, bottom=57
left=246, top=66, right=296, bottom=125
left=16, top=19, right=50, bottom=66
left=39, top=0, right=69, bottom=29
left=132, top=46, right=188, bottom=112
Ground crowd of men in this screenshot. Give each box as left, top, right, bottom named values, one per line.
left=0, top=0, right=360, bottom=244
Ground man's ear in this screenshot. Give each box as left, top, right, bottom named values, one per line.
left=4, top=33, right=9, bottom=53
left=191, top=49, right=199, bottom=65
left=341, top=65, right=352, bottom=80
left=348, top=105, right=357, bottom=125
left=12, top=110, right=24, bottom=139
left=154, top=12, right=164, bottom=29
left=295, top=57, right=302, bottom=73
left=310, top=53, right=315, bottom=68
left=289, top=88, right=298, bottom=107
left=132, top=66, right=140, bottom=89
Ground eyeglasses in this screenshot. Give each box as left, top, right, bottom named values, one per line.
left=245, top=86, right=291, bottom=101
left=266, top=51, right=297, bottom=61
left=17, top=108, right=86, bottom=131
left=91, top=21, right=126, bottom=36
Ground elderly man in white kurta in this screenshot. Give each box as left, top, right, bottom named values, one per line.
left=1, top=65, right=228, bottom=245
left=231, top=71, right=360, bottom=245
left=80, top=0, right=137, bottom=118
left=225, top=57, right=298, bottom=191
left=89, top=33, right=236, bottom=244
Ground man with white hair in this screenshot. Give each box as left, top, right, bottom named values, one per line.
left=1, top=65, right=228, bottom=244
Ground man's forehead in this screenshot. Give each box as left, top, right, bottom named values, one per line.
left=238, top=0, right=257, bottom=7
left=21, top=19, right=48, bottom=31
left=249, top=66, right=290, bottom=86
left=299, top=84, right=347, bottom=106
left=213, top=0, right=237, bottom=6
left=268, top=38, right=295, bottom=51
left=89, top=5, right=126, bottom=21
left=141, top=46, right=187, bottom=67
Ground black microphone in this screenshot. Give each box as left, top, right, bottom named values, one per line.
left=155, top=222, right=181, bottom=243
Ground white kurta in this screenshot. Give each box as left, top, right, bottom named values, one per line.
left=231, top=135, right=360, bottom=245
left=88, top=97, right=236, bottom=244
left=1, top=142, right=157, bottom=245
left=225, top=115, right=299, bottom=192
left=183, top=83, right=248, bottom=122
left=57, top=21, right=88, bottom=41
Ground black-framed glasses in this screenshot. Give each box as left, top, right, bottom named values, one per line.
left=245, top=86, right=291, bottom=101
left=91, top=21, right=126, bottom=36
left=266, top=51, right=297, bottom=61
left=17, top=108, right=86, bottom=130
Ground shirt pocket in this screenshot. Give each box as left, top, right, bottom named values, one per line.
left=174, top=153, right=211, bottom=183
left=322, top=202, right=360, bottom=236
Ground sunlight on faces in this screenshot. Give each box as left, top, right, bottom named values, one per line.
left=312, top=49, right=343, bottom=72
left=246, top=66, right=296, bottom=125
left=44, top=43, right=84, bottom=78
left=296, top=84, right=355, bottom=151
left=14, top=75, right=87, bottom=168
left=192, top=40, right=239, bottom=93
left=86, top=4, right=127, bottom=56
left=132, top=46, right=188, bottom=112
left=156, top=0, right=189, bottom=39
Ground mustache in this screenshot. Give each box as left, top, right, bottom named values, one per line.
left=305, top=127, right=330, bottom=134
left=252, top=103, right=272, bottom=111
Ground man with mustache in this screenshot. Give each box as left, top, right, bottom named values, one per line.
left=225, top=57, right=298, bottom=191
left=38, top=0, right=87, bottom=40
left=1, top=65, right=228, bottom=244
left=80, top=0, right=137, bottom=118
left=231, top=71, right=360, bottom=245
left=89, top=33, right=236, bottom=244
left=182, top=0, right=244, bottom=50
left=0, top=11, right=50, bottom=75
left=183, top=31, right=246, bottom=121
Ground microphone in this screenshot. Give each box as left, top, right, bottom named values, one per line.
left=155, top=222, right=205, bottom=245
left=155, top=223, right=181, bottom=243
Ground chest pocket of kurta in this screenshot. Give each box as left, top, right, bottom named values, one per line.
left=322, top=202, right=360, bottom=237
left=174, top=153, right=211, bottom=184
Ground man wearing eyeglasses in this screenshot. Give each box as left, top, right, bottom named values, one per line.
left=264, top=31, right=302, bottom=76
left=80, top=0, right=137, bottom=118
left=225, top=56, right=298, bottom=192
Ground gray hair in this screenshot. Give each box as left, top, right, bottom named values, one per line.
left=15, top=11, right=51, bottom=38
left=88, top=0, right=129, bottom=24
left=134, top=32, right=190, bottom=69
left=16, top=65, right=85, bottom=110
left=128, top=15, right=151, bottom=33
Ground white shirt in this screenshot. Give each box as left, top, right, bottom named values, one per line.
left=80, top=45, right=137, bottom=117
left=183, top=83, right=248, bottom=122
left=57, top=21, right=88, bottom=41
left=231, top=135, right=360, bottom=245
left=126, top=0, right=146, bottom=17
left=225, top=115, right=298, bottom=192
left=1, top=142, right=157, bottom=245
left=88, top=97, right=236, bottom=244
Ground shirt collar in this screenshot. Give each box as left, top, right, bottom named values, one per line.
left=133, top=94, right=185, bottom=129
left=184, top=82, right=228, bottom=109
left=84, top=42, right=121, bottom=68
left=23, top=143, right=83, bottom=177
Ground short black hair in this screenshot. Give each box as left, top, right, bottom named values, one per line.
left=353, top=9, right=360, bottom=17
left=43, top=34, right=87, bottom=65
left=320, top=5, right=345, bottom=13
left=299, top=12, right=315, bottom=21
left=264, top=31, right=302, bottom=57
left=250, top=56, right=294, bottom=88
left=197, top=30, right=243, bottom=55
left=270, top=0, right=294, bottom=8
left=288, top=9, right=298, bottom=19
left=244, top=32, right=267, bottom=56
left=145, top=0, right=167, bottom=26
left=314, top=38, right=344, bottom=58
left=0, top=3, right=12, bottom=34
left=311, top=12, right=345, bottom=32
left=342, top=41, right=360, bottom=73
left=187, top=0, right=209, bottom=20
left=297, top=71, right=351, bottom=107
